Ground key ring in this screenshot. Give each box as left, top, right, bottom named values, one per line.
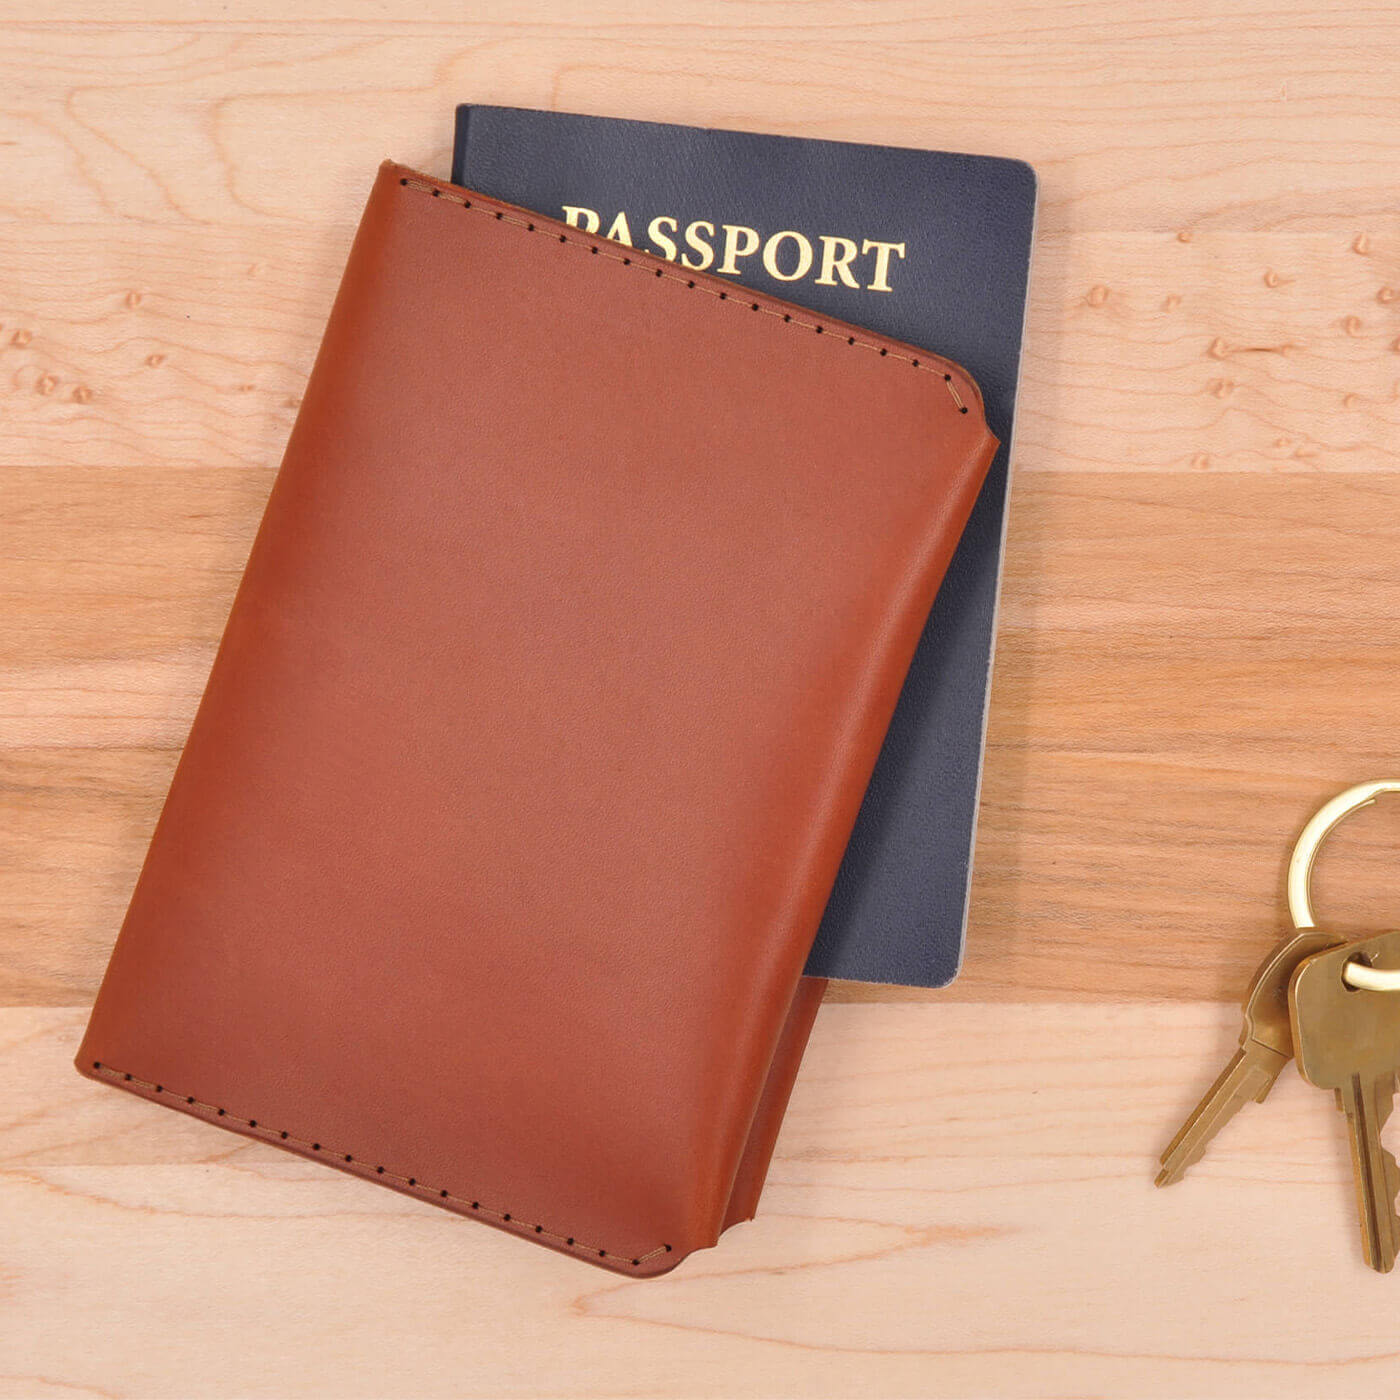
left=1288, top=780, right=1400, bottom=991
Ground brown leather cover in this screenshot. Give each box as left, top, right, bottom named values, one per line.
left=76, top=162, right=998, bottom=1276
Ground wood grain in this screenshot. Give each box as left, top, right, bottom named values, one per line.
left=6, top=227, right=1399, bottom=473
left=7, top=1002, right=1400, bottom=1399
left=3, top=2, right=1400, bottom=1394
left=7, top=471, right=1400, bottom=1004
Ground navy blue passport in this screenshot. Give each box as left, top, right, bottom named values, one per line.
left=453, top=106, right=1036, bottom=988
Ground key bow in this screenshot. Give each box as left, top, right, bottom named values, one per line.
left=1289, top=780, right=1400, bottom=992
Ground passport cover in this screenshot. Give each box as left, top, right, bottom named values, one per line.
left=454, top=106, right=1036, bottom=988
left=76, top=162, right=997, bottom=1275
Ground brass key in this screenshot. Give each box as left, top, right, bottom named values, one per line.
left=1290, top=929, right=1400, bottom=1273
left=1156, top=927, right=1341, bottom=1187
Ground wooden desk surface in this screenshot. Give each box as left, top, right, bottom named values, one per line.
left=3, top=4, right=1399, bottom=1395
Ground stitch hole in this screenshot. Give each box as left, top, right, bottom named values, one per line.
left=535, top=1224, right=543, bottom=1233
left=399, top=178, right=407, bottom=186
left=440, top=1189, right=448, bottom=1198
left=751, top=302, right=759, bottom=311
left=912, top=359, right=920, bottom=367
left=687, top=280, right=695, bottom=288
left=959, top=406, right=969, bottom=414
left=566, top=1237, right=575, bottom=1246
left=471, top=1201, right=479, bottom=1210
left=559, top=234, right=567, bottom=243
left=495, top=211, right=503, bottom=221
left=376, top=1165, right=385, bottom=1174
left=590, top=245, right=599, bottom=254
left=719, top=291, right=728, bottom=300
left=664, top=1244, right=673, bottom=1252
left=632, top=1258, right=640, bottom=1267
left=408, top=1177, right=416, bottom=1186
left=92, top=1060, right=101, bottom=1069
left=814, top=324, right=824, bottom=334
left=247, top=1119, right=257, bottom=1127
left=124, top=1073, right=132, bottom=1081
left=879, top=348, right=888, bottom=356
left=655, top=268, right=663, bottom=278
left=431, top=188, right=440, bottom=198
left=344, top=1154, right=353, bottom=1162
left=944, top=372, right=952, bottom=381
left=598, top=1249, right=607, bottom=1258
left=280, top=1131, right=289, bottom=1139
left=155, top=1084, right=163, bottom=1093
left=217, top=1108, right=226, bottom=1117
left=312, top=1143, right=321, bottom=1151
left=187, top=1096, right=195, bottom=1105
left=622, top=257, right=631, bottom=265
left=526, top=222, right=535, bottom=232
left=783, top=314, right=791, bottom=322
left=463, top=199, right=471, bottom=208
left=503, top=1213, right=512, bottom=1222
left=847, top=336, right=856, bottom=345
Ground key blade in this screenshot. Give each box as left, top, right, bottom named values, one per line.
left=1156, top=1042, right=1289, bottom=1187
left=1337, top=1071, right=1400, bottom=1273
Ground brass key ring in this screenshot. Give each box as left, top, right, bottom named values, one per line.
left=1288, top=780, right=1400, bottom=991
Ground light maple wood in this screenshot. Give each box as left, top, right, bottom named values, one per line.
left=7, top=1003, right=1400, bottom=1400
left=3, top=2, right=1399, bottom=1395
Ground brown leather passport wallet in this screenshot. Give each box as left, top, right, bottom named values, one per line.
left=76, top=162, right=998, bottom=1275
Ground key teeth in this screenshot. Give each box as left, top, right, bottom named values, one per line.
left=1358, top=1083, right=1400, bottom=1271
left=1382, top=1148, right=1400, bottom=1273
